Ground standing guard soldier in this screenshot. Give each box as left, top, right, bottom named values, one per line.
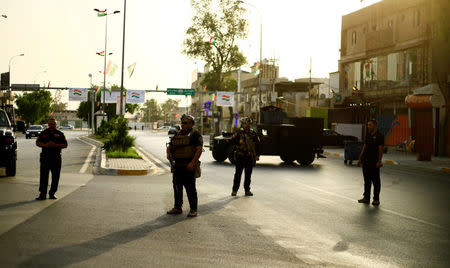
left=231, top=117, right=260, bottom=197
left=35, top=118, right=68, bottom=200
left=166, top=114, right=203, bottom=217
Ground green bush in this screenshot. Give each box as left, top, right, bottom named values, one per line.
left=97, top=119, right=115, bottom=138
left=103, top=116, right=135, bottom=152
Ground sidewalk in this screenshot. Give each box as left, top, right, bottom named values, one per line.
left=323, top=147, right=450, bottom=173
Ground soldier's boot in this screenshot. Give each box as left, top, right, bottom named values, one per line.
left=167, top=208, right=183, bottom=215
left=245, top=191, right=253, bottom=196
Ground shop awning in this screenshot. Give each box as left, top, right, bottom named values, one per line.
left=405, top=94, right=445, bottom=108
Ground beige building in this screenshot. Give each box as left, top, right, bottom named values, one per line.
left=338, top=0, right=449, bottom=155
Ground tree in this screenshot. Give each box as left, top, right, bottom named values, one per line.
left=141, top=98, right=162, bottom=122
left=161, top=99, right=181, bottom=123
left=77, top=84, right=138, bottom=124
left=183, top=0, right=248, bottom=133
left=201, top=72, right=238, bottom=130
left=15, top=90, right=52, bottom=124
left=76, top=86, right=100, bottom=126
left=51, top=101, right=67, bottom=113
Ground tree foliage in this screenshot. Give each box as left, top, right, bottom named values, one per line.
left=141, top=98, right=162, bottom=122
left=183, top=0, right=248, bottom=91
left=76, top=84, right=138, bottom=123
left=51, top=101, right=67, bottom=113
left=15, top=90, right=52, bottom=124
left=161, top=99, right=181, bottom=123
left=102, top=116, right=135, bottom=152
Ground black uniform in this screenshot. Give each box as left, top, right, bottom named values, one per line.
left=231, top=129, right=260, bottom=193
left=36, top=128, right=67, bottom=197
left=169, top=129, right=203, bottom=211
left=361, top=130, right=384, bottom=201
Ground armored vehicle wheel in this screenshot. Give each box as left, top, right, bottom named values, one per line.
left=212, top=148, right=228, bottom=162
left=297, top=152, right=315, bottom=166
left=6, top=158, right=16, bottom=176
left=280, top=152, right=296, bottom=164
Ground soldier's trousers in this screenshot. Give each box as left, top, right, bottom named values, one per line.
left=173, top=167, right=197, bottom=210
left=233, top=156, right=254, bottom=192
left=39, top=155, right=62, bottom=196
left=362, top=166, right=381, bottom=200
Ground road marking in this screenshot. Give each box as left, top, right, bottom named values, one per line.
left=135, top=146, right=171, bottom=172
left=287, top=179, right=446, bottom=230
left=77, top=138, right=96, bottom=174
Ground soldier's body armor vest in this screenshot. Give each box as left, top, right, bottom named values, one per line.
left=235, top=130, right=257, bottom=156
left=171, top=129, right=196, bottom=159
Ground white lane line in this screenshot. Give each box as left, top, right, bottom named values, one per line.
left=287, top=178, right=446, bottom=230
left=135, top=145, right=171, bottom=172
left=77, top=137, right=97, bottom=174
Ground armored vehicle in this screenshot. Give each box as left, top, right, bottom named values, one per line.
left=210, top=106, right=324, bottom=166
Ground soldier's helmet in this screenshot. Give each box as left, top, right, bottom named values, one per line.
left=240, top=117, right=252, bottom=125
left=181, top=114, right=195, bottom=125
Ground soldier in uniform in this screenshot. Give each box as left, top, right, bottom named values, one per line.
left=231, top=117, right=260, bottom=197
left=166, top=114, right=203, bottom=217
left=35, top=118, right=68, bottom=200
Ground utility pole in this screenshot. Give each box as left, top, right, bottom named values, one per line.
left=119, top=0, right=127, bottom=115
left=309, top=57, right=312, bottom=107
left=269, top=57, right=279, bottom=104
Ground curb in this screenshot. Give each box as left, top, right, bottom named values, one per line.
left=323, top=151, right=450, bottom=172
left=81, top=136, right=154, bottom=176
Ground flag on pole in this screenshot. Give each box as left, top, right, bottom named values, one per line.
left=95, top=86, right=102, bottom=97
left=96, top=51, right=105, bottom=56
left=202, top=85, right=207, bottom=92
left=109, top=64, right=118, bottom=76
left=104, top=60, right=112, bottom=75
left=253, top=61, right=261, bottom=76
left=127, top=62, right=136, bottom=78
left=97, top=9, right=107, bottom=17
left=210, top=36, right=216, bottom=45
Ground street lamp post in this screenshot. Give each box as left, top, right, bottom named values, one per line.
left=94, top=9, right=120, bottom=113
left=236, top=0, right=262, bottom=122
left=8, top=53, right=25, bottom=87
left=119, top=0, right=127, bottom=115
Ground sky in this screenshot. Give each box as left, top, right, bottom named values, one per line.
left=0, top=0, right=382, bottom=109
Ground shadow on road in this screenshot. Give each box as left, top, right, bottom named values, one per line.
left=18, top=197, right=236, bottom=268
left=209, top=161, right=323, bottom=172
left=0, top=200, right=37, bottom=210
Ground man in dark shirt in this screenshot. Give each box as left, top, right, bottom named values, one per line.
left=358, top=119, right=384, bottom=206
left=35, top=118, right=68, bottom=200
left=166, top=115, right=203, bottom=217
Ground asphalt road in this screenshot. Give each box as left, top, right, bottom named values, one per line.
left=0, top=130, right=448, bottom=267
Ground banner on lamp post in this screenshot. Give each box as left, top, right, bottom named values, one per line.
left=68, top=88, right=88, bottom=101
left=103, top=91, right=121, bottom=103
left=216, top=91, right=235, bottom=107
left=126, top=90, right=145, bottom=104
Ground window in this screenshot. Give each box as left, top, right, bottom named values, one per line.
left=351, top=31, right=357, bottom=45
left=413, top=10, right=420, bottom=27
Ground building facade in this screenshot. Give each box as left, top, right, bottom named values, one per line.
left=338, top=0, right=449, bottom=155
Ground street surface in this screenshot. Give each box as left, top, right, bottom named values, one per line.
left=0, top=130, right=448, bottom=267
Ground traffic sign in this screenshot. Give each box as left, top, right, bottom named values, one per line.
left=1, top=72, right=9, bottom=89
left=11, top=84, right=40, bottom=91
left=166, top=88, right=195, bottom=96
